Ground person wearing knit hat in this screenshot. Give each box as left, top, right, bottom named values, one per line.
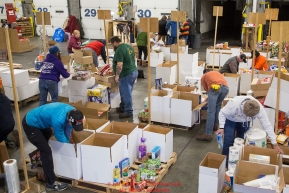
left=39, top=46, right=70, bottom=106
left=216, top=96, right=283, bottom=167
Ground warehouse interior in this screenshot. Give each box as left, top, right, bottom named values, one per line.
left=0, top=0, right=289, bottom=193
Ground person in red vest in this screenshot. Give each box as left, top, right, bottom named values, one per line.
left=84, top=40, right=107, bottom=67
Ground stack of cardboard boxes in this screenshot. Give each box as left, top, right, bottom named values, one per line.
left=1, top=69, right=39, bottom=101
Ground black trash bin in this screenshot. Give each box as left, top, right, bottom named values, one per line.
left=193, top=33, right=201, bottom=49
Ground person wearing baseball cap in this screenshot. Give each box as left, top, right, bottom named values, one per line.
left=22, top=102, right=84, bottom=191
left=215, top=96, right=283, bottom=167
left=219, top=54, right=247, bottom=74
left=39, top=46, right=70, bottom=106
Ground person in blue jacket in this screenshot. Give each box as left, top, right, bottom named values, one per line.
left=166, top=19, right=178, bottom=45
left=22, top=102, right=84, bottom=192
left=39, top=46, right=70, bottom=106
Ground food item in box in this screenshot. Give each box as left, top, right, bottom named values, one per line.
left=277, top=134, right=288, bottom=145
left=155, top=78, right=162, bottom=90
left=72, top=62, right=91, bottom=71
left=151, top=146, right=160, bottom=160
left=72, top=71, right=91, bottom=80
left=119, top=158, right=130, bottom=177
left=249, top=154, right=270, bottom=164
left=243, top=175, right=280, bottom=190
left=138, top=138, right=147, bottom=161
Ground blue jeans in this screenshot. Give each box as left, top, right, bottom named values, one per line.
left=84, top=48, right=99, bottom=67
left=222, top=119, right=250, bottom=167
left=205, top=85, right=229, bottom=135
left=181, top=36, right=189, bottom=45
left=118, top=70, right=138, bottom=114
left=167, top=36, right=177, bottom=45
left=39, top=79, right=58, bottom=106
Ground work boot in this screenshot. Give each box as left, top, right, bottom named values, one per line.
left=142, top=60, right=148, bottom=67
left=119, top=113, right=133, bottom=119
left=137, top=59, right=142, bottom=65
left=196, top=133, right=213, bottom=142
left=46, top=182, right=68, bottom=192
left=116, top=107, right=124, bottom=113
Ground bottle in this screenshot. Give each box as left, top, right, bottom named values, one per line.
left=130, top=171, right=136, bottom=191
left=138, top=138, right=147, bottom=161
left=113, top=178, right=120, bottom=189
left=113, top=165, right=120, bottom=179
left=122, top=172, right=130, bottom=191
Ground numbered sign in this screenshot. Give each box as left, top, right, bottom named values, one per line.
left=37, top=7, right=49, bottom=12
left=0, top=6, right=4, bottom=14
left=137, top=9, right=152, bottom=18
left=84, top=8, right=97, bottom=17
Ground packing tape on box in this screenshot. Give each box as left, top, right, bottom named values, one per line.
left=3, top=159, right=20, bottom=193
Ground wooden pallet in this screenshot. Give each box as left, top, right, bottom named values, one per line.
left=11, top=94, right=40, bottom=107
left=150, top=121, right=195, bottom=130
left=28, top=68, right=41, bottom=75
left=74, top=153, right=177, bottom=193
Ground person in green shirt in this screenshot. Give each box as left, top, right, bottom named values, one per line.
left=110, top=36, right=138, bottom=119
left=136, top=32, right=148, bottom=66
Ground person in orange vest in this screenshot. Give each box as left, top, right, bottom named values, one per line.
left=84, top=40, right=107, bottom=67
left=251, top=50, right=268, bottom=71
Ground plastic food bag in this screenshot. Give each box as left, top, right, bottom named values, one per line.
left=52, top=28, right=65, bottom=43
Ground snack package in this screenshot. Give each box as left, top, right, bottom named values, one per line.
left=217, top=133, right=223, bottom=149
left=155, top=78, right=162, bottom=90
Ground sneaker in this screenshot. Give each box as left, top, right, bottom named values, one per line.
left=119, top=113, right=133, bottom=119
left=46, top=182, right=68, bottom=192
left=116, top=107, right=124, bottom=113
left=196, top=133, right=213, bottom=142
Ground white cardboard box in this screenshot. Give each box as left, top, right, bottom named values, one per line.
left=110, top=92, right=121, bottom=109
left=156, top=62, right=177, bottom=84
left=239, top=59, right=252, bottom=69
left=100, top=121, right=138, bottom=165
left=207, top=52, right=220, bottom=67
left=1, top=69, right=30, bottom=87
left=4, top=78, right=39, bottom=101
left=198, top=152, right=226, bottom=193
left=160, top=46, right=171, bottom=61
left=58, top=75, right=71, bottom=94
left=253, top=108, right=275, bottom=131
left=69, top=95, right=88, bottom=105
left=264, top=74, right=289, bottom=112
left=151, top=90, right=178, bottom=124
left=239, top=72, right=258, bottom=94
left=0, top=67, right=9, bottom=74
left=59, top=91, right=68, bottom=97
left=223, top=73, right=240, bottom=97
left=220, top=52, right=232, bottom=67
left=81, top=132, right=126, bottom=184
left=150, top=52, right=163, bottom=67
left=283, top=167, right=289, bottom=193
left=143, top=125, right=173, bottom=163
left=234, top=161, right=284, bottom=193
left=84, top=118, right=110, bottom=132
left=68, top=77, right=95, bottom=96
left=49, top=130, right=93, bottom=180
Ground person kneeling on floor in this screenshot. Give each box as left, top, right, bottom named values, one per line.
left=196, top=69, right=229, bottom=141
left=22, top=102, right=84, bottom=192
left=215, top=96, right=283, bottom=167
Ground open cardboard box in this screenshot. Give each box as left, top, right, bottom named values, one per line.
left=150, top=52, right=164, bottom=67
left=100, top=121, right=138, bottom=165
left=151, top=90, right=178, bottom=124
left=251, top=78, right=271, bottom=91
left=283, top=167, right=289, bottom=193
left=49, top=130, right=93, bottom=179
left=143, top=125, right=173, bottom=163
left=94, top=74, right=115, bottom=83
left=73, top=102, right=110, bottom=120
left=156, top=61, right=177, bottom=84
left=199, top=152, right=226, bottom=193
left=223, top=73, right=240, bottom=97
left=267, top=144, right=289, bottom=167
left=74, top=50, right=93, bottom=64
left=81, top=132, right=126, bottom=184
left=234, top=161, right=284, bottom=193
left=84, top=118, right=110, bottom=132
left=0, top=141, right=9, bottom=174
left=151, top=84, right=177, bottom=94
left=170, top=91, right=205, bottom=127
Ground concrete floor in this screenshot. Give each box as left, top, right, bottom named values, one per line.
left=0, top=29, right=240, bottom=193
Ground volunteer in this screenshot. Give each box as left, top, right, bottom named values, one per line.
left=158, top=16, right=167, bottom=44
left=136, top=32, right=148, bottom=66
left=216, top=96, right=283, bottom=167
left=166, top=18, right=178, bottom=45
left=187, top=19, right=196, bottom=49
left=110, top=36, right=138, bottom=119
left=0, top=87, right=19, bottom=146
left=179, top=20, right=190, bottom=45
left=22, top=102, right=84, bottom=191
left=219, top=54, right=247, bottom=74
left=67, top=30, right=82, bottom=54
left=196, top=69, right=229, bottom=141
left=39, top=46, right=70, bottom=106
left=84, top=40, right=107, bottom=67
left=251, top=50, right=268, bottom=71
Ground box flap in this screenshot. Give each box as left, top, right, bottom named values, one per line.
left=85, top=118, right=110, bottom=130
left=61, top=56, right=70, bottom=66
left=223, top=73, right=241, bottom=78
left=259, top=70, right=275, bottom=76
left=101, top=121, right=138, bottom=135
left=179, top=92, right=200, bottom=110
left=200, top=152, right=226, bottom=169
left=281, top=73, right=289, bottom=82
left=84, top=102, right=110, bottom=112
left=284, top=167, right=289, bottom=184
left=242, top=146, right=278, bottom=165
left=151, top=90, right=168, bottom=97
left=193, top=102, right=207, bottom=111
left=176, top=86, right=196, bottom=93
left=82, top=132, right=123, bottom=147
left=144, top=125, right=172, bottom=135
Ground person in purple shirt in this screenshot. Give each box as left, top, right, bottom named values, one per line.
left=39, top=46, right=70, bottom=106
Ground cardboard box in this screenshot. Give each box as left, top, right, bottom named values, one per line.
left=81, top=132, right=126, bottom=184
left=156, top=61, right=177, bottom=85
left=234, top=161, right=284, bottom=193
left=283, top=167, right=289, bottom=193
left=160, top=46, right=171, bottom=61
left=74, top=50, right=93, bottom=64
left=58, top=76, right=71, bottom=94
left=253, top=89, right=268, bottom=97
left=0, top=141, right=9, bottom=174
left=170, top=91, right=205, bottom=127
left=0, top=67, right=9, bottom=74
left=1, top=69, right=30, bottom=87
left=267, top=144, right=289, bottom=167
left=143, top=125, right=173, bottom=162
left=251, top=78, right=272, bottom=91
left=4, top=78, right=39, bottom=101
left=68, top=77, right=95, bottom=96
left=84, top=118, right=110, bottom=132
left=94, top=74, right=115, bottom=83
left=201, top=110, right=207, bottom=120
left=223, top=73, right=240, bottom=97
left=110, top=92, right=121, bottom=108
left=264, top=74, right=289, bottom=112
left=198, top=152, right=226, bottom=193
left=100, top=122, right=138, bottom=165
left=151, top=84, right=177, bottom=94
left=170, top=44, right=185, bottom=54
left=95, top=79, right=118, bottom=89
left=69, top=95, right=88, bottom=106
left=150, top=52, right=163, bottom=68
left=49, top=130, right=93, bottom=179
left=151, top=90, right=178, bottom=124
left=73, top=102, right=110, bottom=120
left=61, top=56, right=71, bottom=66
left=47, top=40, right=57, bottom=46
left=180, top=39, right=186, bottom=46
left=239, top=71, right=258, bottom=94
